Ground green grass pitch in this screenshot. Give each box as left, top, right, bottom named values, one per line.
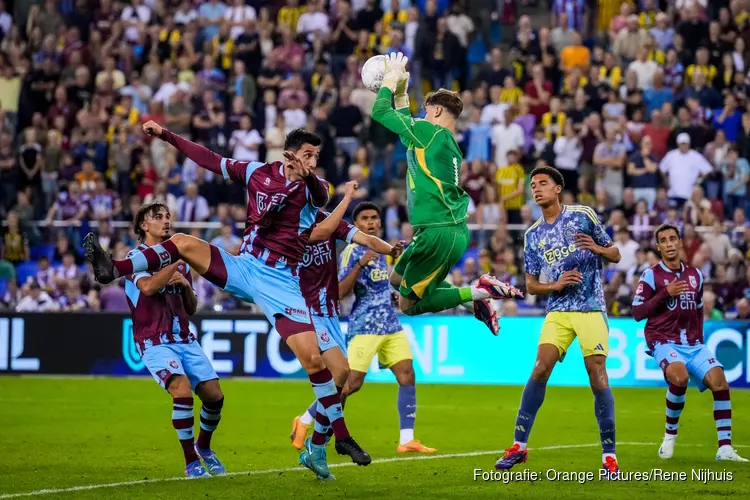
left=0, top=377, right=748, bottom=499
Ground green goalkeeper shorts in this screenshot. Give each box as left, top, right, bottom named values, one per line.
left=394, top=224, right=470, bottom=300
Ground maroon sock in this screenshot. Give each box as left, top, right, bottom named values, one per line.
left=114, top=239, right=181, bottom=277
left=172, top=397, right=199, bottom=465
left=309, top=369, right=350, bottom=441
left=712, top=389, right=732, bottom=447
left=311, top=406, right=331, bottom=445
left=665, top=384, right=686, bottom=435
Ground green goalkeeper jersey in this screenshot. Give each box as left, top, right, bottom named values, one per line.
left=371, top=87, right=469, bottom=229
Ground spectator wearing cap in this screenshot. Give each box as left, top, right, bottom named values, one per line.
left=721, top=146, right=750, bottom=217
left=659, top=132, right=713, bottom=209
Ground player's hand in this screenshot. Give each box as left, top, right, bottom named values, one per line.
left=343, top=180, right=359, bottom=199
left=389, top=240, right=406, bottom=259
left=553, top=269, right=583, bottom=291
left=382, top=52, right=409, bottom=92
left=358, top=250, right=378, bottom=268
left=574, top=233, right=601, bottom=255
left=666, top=278, right=690, bottom=297
left=142, top=120, right=163, bottom=138
left=168, top=272, right=189, bottom=287
left=283, top=150, right=313, bottom=178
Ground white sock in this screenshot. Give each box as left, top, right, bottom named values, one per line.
left=664, top=433, right=676, bottom=440
left=460, top=301, right=475, bottom=313
left=300, top=410, right=314, bottom=425
left=470, top=287, right=490, bottom=300
left=399, top=428, right=414, bottom=445
left=514, top=441, right=527, bottom=451
left=602, top=453, right=616, bottom=462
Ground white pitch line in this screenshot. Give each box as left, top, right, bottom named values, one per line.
left=0, top=441, right=744, bottom=499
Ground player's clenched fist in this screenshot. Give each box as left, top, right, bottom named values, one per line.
left=553, top=269, right=583, bottom=291
left=143, top=120, right=163, bottom=137
left=343, top=180, right=359, bottom=199
left=666, top=278, right=690, bottom=297
left=389, top=240, right=406, bottom=259
left=358, top=250, right=378, bottom=267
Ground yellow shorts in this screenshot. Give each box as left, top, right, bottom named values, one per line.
left=539, top=311, right=609, bottom=360
left=347, top=331, right=413, bottom=373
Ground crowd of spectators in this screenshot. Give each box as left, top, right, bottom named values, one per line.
left=2, top=0, right=750, bottom=321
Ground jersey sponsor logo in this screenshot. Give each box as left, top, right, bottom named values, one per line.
left=666, top=291, right=699, bottom=311
left=543, top=243, right=579, bottom=265
left=369, top=268, right=389, bottom=282
left=256, top=192, right=288, bottom=213
left=689, top=276, right=697, bottom=288
left=156, top=250, right=173, bottom=269
left=301, top=241, right=333, bottom=267
left=284, top=307, right=308, bottom=319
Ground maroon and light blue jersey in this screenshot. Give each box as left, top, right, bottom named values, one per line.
left=299, top=211, right=359, bottom=317
left=125, top=244, right=195, bottom=355
left=160, top=129, right=330, bottom=268
left=633, top=262, right=704, bottom=350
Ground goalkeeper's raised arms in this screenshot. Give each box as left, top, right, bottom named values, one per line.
left=381, top=52, right=410, bottom=110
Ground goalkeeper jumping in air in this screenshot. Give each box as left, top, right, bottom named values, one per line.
left=371, top=52, right=522, bottom=335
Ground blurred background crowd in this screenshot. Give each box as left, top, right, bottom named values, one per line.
left=1, top=0, right=750, bottom=321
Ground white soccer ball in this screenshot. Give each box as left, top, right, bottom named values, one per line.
left=361, top=55, right=387, bottom=93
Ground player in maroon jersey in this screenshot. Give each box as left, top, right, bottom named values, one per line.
left=84, top=121, right=371, bottom=475
left=632, top=224, right=746, bottom=462
left=291, top=184, right=403, bottom=478
left=125, top=202, right=225, bottom=477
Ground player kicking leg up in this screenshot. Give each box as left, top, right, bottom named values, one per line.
left=86, top=123, right=371, bottom=472
left=123, top=203, right=225, bottom=477
left=370, top=52, right=521, bottom=336
left=338, top=203, right=436, bottom=453
left=495, top=166, right=622, bottom=476
left=632, top=224, right=747, bottom=463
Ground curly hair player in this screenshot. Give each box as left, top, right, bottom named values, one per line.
left=494, top=166, right=623, bottom=478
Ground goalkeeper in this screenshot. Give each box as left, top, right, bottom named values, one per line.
left=370, top=52, right=521, bottom=335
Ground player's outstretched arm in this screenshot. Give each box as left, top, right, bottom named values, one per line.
left=135, top=262, right=181, bottom=296
left=144, top=120, right=223, bottom=176
left=309, top=181, right=358, bottom=242
left=352, top=231, right=403, bottom=259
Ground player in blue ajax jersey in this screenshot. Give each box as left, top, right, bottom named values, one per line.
left=495, top=166, right=623, bottom=477
left=338, top=202, right=436, bottom=454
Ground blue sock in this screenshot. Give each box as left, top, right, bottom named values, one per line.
left=513, top=378, right=547, bottom=446
left=594, top=388, right=616, bottom=455
left=398, top=384, right=416, bottom=430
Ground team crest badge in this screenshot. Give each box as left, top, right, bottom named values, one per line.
left=563, top=222, right=578, bottom=240
left=168, top=359, right=179, bottom=369
left=636, top=283, right=643, bottom=294
left=319, top=331, right=330, bottom=343
left=689, top=276, right=697, bottom=288
left=669, top=351, right=678, bottom=358
left=664, top=279, right=670, bottom=286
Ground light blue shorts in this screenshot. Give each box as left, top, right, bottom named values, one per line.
left=141, top=342, right=218, bottom=391
left=312, top=315, right=347, bottom=355
left=219, top=249, right=312, bottom=327
left=653, top=343, right=723, bottom=392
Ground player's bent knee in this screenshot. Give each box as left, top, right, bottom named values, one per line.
left=303, top=353, right=326, bottom=373
left=665, top=363, right=689, bottom=387
left=166, top=375, right=192, bottom=398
